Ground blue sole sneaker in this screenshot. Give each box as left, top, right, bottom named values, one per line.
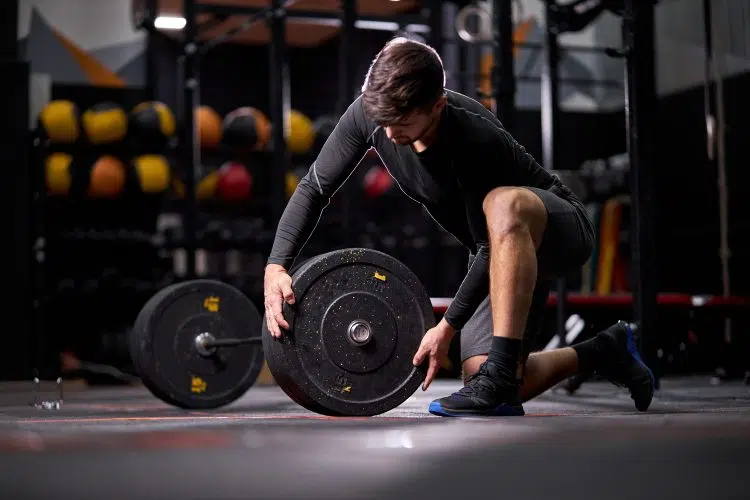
left=599, top=321, right=656, bottom=412
left=428, top=400, right=524, bottom=417
left=426, top=361, right=525, bottom=417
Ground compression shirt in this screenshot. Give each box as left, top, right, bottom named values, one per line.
left=266, top=90, right=569, bottom=330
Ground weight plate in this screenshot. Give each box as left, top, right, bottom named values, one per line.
left=262, top=248, right=433, bottom=416
left=129, top=283, right=178, bottom=379
left=133, top=279, right=264, bottom=409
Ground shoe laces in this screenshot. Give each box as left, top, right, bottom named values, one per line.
left=458, top=364, right=499, bottom=398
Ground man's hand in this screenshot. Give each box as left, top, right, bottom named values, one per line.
left=412, top=318, right=457, bottom=391
left=264, top=264, right=295, bottom=338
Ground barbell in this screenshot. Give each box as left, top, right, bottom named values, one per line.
left=129, top=248, right=434, bottom=417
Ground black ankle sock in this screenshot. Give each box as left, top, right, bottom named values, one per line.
left=487, top=337, right=522, bottom=386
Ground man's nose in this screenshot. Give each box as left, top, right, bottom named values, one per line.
left=385, top=127, right=394, bottom=139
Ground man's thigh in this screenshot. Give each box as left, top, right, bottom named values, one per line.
left=523, top=187, right=594, bottom=277
left=459, top=280, right=552, bottom=364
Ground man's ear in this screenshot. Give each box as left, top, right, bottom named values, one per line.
left=434, top=94, right=447, bottom=113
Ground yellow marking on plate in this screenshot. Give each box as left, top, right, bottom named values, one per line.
left=203, top=296, right=219, bottom=312
left=191, top=376, right=207, bottom=393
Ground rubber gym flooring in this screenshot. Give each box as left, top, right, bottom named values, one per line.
left=0, top=377, right=748, bottom=500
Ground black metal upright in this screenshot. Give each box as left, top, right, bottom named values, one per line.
left=269, top=0, right=289, bottom=227
left=492, top=0, right=516, bottom=130
left=1, top=0, right=33, bottom=379
left=427, top=0, right=443, bottom=56
left=622, top=0, right=658, bottom=385
left=338, top=0, right=357, bottom=114
left=541, top=0, right=567, bottom=346
left=143, top=0, right=159, bottom=102
left=0, top=0, right=18, bottom=59
left=180, top=0, right=199, bottom=279
left=338, top=0, right=356, bottom=245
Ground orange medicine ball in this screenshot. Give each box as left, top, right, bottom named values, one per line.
left=89, top=155, right=127, bottom=198
left=196, top=106, right=222, bottom=149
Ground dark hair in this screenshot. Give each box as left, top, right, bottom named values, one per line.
left=361, top=37, right=446, bottom=125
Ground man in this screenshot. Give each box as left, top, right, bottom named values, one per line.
left=264, top=37, right=655, bottom=417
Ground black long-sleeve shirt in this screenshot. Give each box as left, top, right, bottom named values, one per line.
left=267, top=90, right=568, bottom=330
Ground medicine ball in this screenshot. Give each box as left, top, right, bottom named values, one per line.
left=45, top=152, right=73, bottom=195
left=286, top=109, right=315, bottom=155
left=196, top=170, right=219, bottom=200
left=196, top=106, right=222, bottom=149
left=362, top=165, right=393, bottom=198
left=89, top=155, right=127, bottom=198
left=130, top=102, right=176, bottom=146
left=216, top=162, right=252, bottom=201
left=38, top=100, right=80, bottom=144
left=223, top=107, right=271, bottom=151
left=285, top=165, right=308, bottom=199
left=133, top=155, right=171, bottom=194
left=82, top=102, right=128, bottom=145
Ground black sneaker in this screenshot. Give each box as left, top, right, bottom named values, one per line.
left=428, top=361, right=525, bottom=417
left=595, top=321, right=656, bottom=412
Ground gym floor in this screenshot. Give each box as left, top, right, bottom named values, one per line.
left=0, top=377, right=748, bottom=500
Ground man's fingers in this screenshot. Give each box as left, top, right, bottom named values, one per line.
left=281, top=282, right=295, bottom=304
left=423, top=358, right=439, bottom=391
left=412, top=345, right=427, bottom=366
left=275, top=314, right=289, bottom=331
left=266, top=309, right=281, bottom=338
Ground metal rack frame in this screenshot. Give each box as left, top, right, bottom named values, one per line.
left=172, top=0, right=446, bottom=279
left=170, top=0, right=658, bottom=379
left=540, top=0, right=659, bottom=383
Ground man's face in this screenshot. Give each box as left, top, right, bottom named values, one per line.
left=383, top=96, right=446, bottom=145
left=384, top=111, right=434, bottom=145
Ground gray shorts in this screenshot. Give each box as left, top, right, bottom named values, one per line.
left=459, top=186, right=594, bottom=363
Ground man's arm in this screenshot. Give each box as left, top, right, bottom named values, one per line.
left=440, top=127, right=527, bottom=331
left=442, top=246, right=490, bottom=331
left=266, top=98, right=371, bottom=270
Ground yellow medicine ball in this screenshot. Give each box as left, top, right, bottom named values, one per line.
left=82, top=102, right=128, bottom=145
left=196, top=170, right=219, bottom=200
left=170, top=171, right=219, bottom=199
left=39, top=100, right=80, bottom=144
left=45, top=152, right=73, bottom=195
left=286, top=109, right=315, bottom=154
left=133, top=155, right=171, bottom=193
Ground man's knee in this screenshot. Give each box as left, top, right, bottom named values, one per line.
left=482, top=187, right=547, bottom=247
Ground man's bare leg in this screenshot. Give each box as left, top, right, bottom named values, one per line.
left=479, top=187, right=548, bottom=387
left=427, top=187, right=548, bottom=417
left=463, top=350, right=578, bottom=403
left=483, top=187, right=548, bottom=344
left=462, top=319, right=657, bottom=411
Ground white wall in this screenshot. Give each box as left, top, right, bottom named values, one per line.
left=18, top=0, right=143, bottom=49
left=593, top=0, right=750, bottom=100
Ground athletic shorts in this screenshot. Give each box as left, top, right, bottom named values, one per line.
left=459, top=186, right=595, bottom=364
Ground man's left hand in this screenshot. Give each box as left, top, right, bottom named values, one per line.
left=412, top=319, right=457, bottom=391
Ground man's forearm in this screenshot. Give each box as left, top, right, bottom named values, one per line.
left=443, top=245, right=490, bottom=331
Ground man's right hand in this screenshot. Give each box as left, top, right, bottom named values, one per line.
left=264, top=264, right=295, bottom=338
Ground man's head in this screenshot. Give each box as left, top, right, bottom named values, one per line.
left=362, top=37, right=447, bottom=145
